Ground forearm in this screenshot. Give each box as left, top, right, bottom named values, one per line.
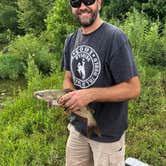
left=60, top=75, right=140, bottom=111
left=63, top=71, right=75, bottom=90
left=89, top=77, right=140, bottom=102
left=63, top=79, right=75, bottom=90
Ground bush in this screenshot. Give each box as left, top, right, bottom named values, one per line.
left=0, top=55, right=26, bottom=80
left=117, top=10, right=166, bottom=67
left=143, top=24, right=166, bottom=66
left=0, top=33, right=60, bottom=79
left=101, top=0, right=166, bottom=23
left=0, top=29, right=15, bottom=45
left=0, top=5, right=20, bottom=34
left=7, top=34, right=58, bottom=74
left=118, top=9, right=149, bottom=55
left=126, top=66, right=166, bottom=165
left=17, top=0, right=55, bottom=35
left=0, top=58, right=67, bottom=165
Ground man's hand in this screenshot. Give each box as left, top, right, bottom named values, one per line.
left=58, top=89, right=93, bottom=112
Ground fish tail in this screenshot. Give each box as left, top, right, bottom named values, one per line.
left=87, top=126, right=101, bottom=137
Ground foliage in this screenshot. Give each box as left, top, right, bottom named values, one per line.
left=0, top=0, right=17, bottom=7
left=0, top=62, right=165, bottom=165
left=116, top=10, right=166, bottom=67
left=0, top=33, right=60, bottom=79
left=102, top=0, right=166, bottom=23
left=0, top=61, right=67, bottom=165
left=7, top=34, right=58, bottom=74
left=143, top=24, right=166, bottom=66
left=0, top=54, right=26, bottom=80
left=142, top=0, right=166, bottom=22
left=46, top=0, right=78, bottom=56
left=0, top=5, right=20, bottom=44
left=17, top=0, right=55, bottom=35
left=0, top=1, right=23, bottom=38
left=0, top=6, right=18, bottom=32
left=127, top=66, right=166, bottom=165
left=101, top=0, right=133, bottom=21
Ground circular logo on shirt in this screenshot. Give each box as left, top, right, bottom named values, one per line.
left=70, top=45, right=101, bottom=88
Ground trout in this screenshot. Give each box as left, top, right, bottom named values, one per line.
left=34, top=89, right=101, bottom=137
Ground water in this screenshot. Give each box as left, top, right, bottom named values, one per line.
left=0, top=78, right=27, bottom=111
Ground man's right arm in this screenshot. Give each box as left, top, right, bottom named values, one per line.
left=63, top=71, right=75, bottom=90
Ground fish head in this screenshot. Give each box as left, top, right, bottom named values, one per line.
left=34, top=90, right=54, bottom=102
left=34, top=89, right=73, bottom=103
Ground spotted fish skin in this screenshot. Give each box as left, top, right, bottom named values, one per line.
left=34, top=89, right=101, bottom=137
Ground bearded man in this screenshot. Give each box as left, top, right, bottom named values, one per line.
left=60, top=0, right=141, bottom=165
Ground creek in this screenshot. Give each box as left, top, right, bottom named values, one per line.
left=0, top=78, right=27, bottom=111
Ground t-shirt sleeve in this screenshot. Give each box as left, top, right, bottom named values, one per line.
left=109, top=37, right=138, bottom=84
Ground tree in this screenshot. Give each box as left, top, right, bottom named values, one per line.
left=142, top=0, right=166, bottom=22
left=101, top=0, right=133, bottom=21
left=0, top=1, right=21, bottom=34
left=0, top=6, right=18, bottom=33
left=101, top=0, right=166, bottom=23
left=17, top=0, right=55, bottom=35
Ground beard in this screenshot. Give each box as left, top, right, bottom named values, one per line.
left=74, top=6, right=99, bottom=27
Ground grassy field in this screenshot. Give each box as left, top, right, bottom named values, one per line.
left=0, top=61, right=165, bottom=165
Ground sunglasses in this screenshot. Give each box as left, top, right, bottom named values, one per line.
left=70, top=0, right=96, bottom=8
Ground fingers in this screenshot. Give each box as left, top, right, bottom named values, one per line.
left=58, top=92, right=79, bottom=112
left=58, top=93, right=72, bottom=105
left=63, top=99, right=78, bottom=111
left=58, top=90, right=90, bottom=112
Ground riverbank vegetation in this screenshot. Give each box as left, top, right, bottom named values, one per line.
left=0, top=0, right=166, bottom=165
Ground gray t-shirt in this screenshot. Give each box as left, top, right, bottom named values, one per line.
left=62, top=22, right=138, bottom=142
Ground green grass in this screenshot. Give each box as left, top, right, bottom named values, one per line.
left=0, top=64, right=165, bottom=165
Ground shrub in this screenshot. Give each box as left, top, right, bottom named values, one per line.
left=118, top=9, right=149, bottom=56
left=0, top=57, right=66, bottom=165
left=0, top=29, right=15, bottom=45
left=117, top=10, right=166, bottom=67
left=143, top=24, right=166, bottom=66
left=0, top=55, right=26, bottom=80
left=101, top=0, right=166, bottom=23
left=7, top=34, right=58, bottom=74
left=126, top=65, right=166, bottom=165
left=0, top=5, right=20, bottom=34
left=17, top=0, right=55, bottom=35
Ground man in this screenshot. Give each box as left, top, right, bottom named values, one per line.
left=60, top=0, right=141, bottom=165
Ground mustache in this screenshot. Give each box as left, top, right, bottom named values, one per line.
left=76, top=9, right=92, bottom=15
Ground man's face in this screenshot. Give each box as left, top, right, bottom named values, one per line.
left=71, top=0, right=101, bottom=27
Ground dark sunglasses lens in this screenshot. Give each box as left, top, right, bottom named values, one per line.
left=70, top=0, right=96, bottom=8
left=82, top=0, right=95, bottom=6
left=70, top=0, right=81, bottom=8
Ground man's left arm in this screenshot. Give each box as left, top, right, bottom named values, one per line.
left=59, top=76, right=141, bottom=112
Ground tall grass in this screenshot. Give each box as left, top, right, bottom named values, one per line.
left=0, top=58, right=67, bottom=166
left=1, top=59, right=165, bottom=165
left=127, top=66, right=166, bottom=165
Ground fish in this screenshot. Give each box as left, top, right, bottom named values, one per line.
left=34, top=89, right=101, bottom=137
